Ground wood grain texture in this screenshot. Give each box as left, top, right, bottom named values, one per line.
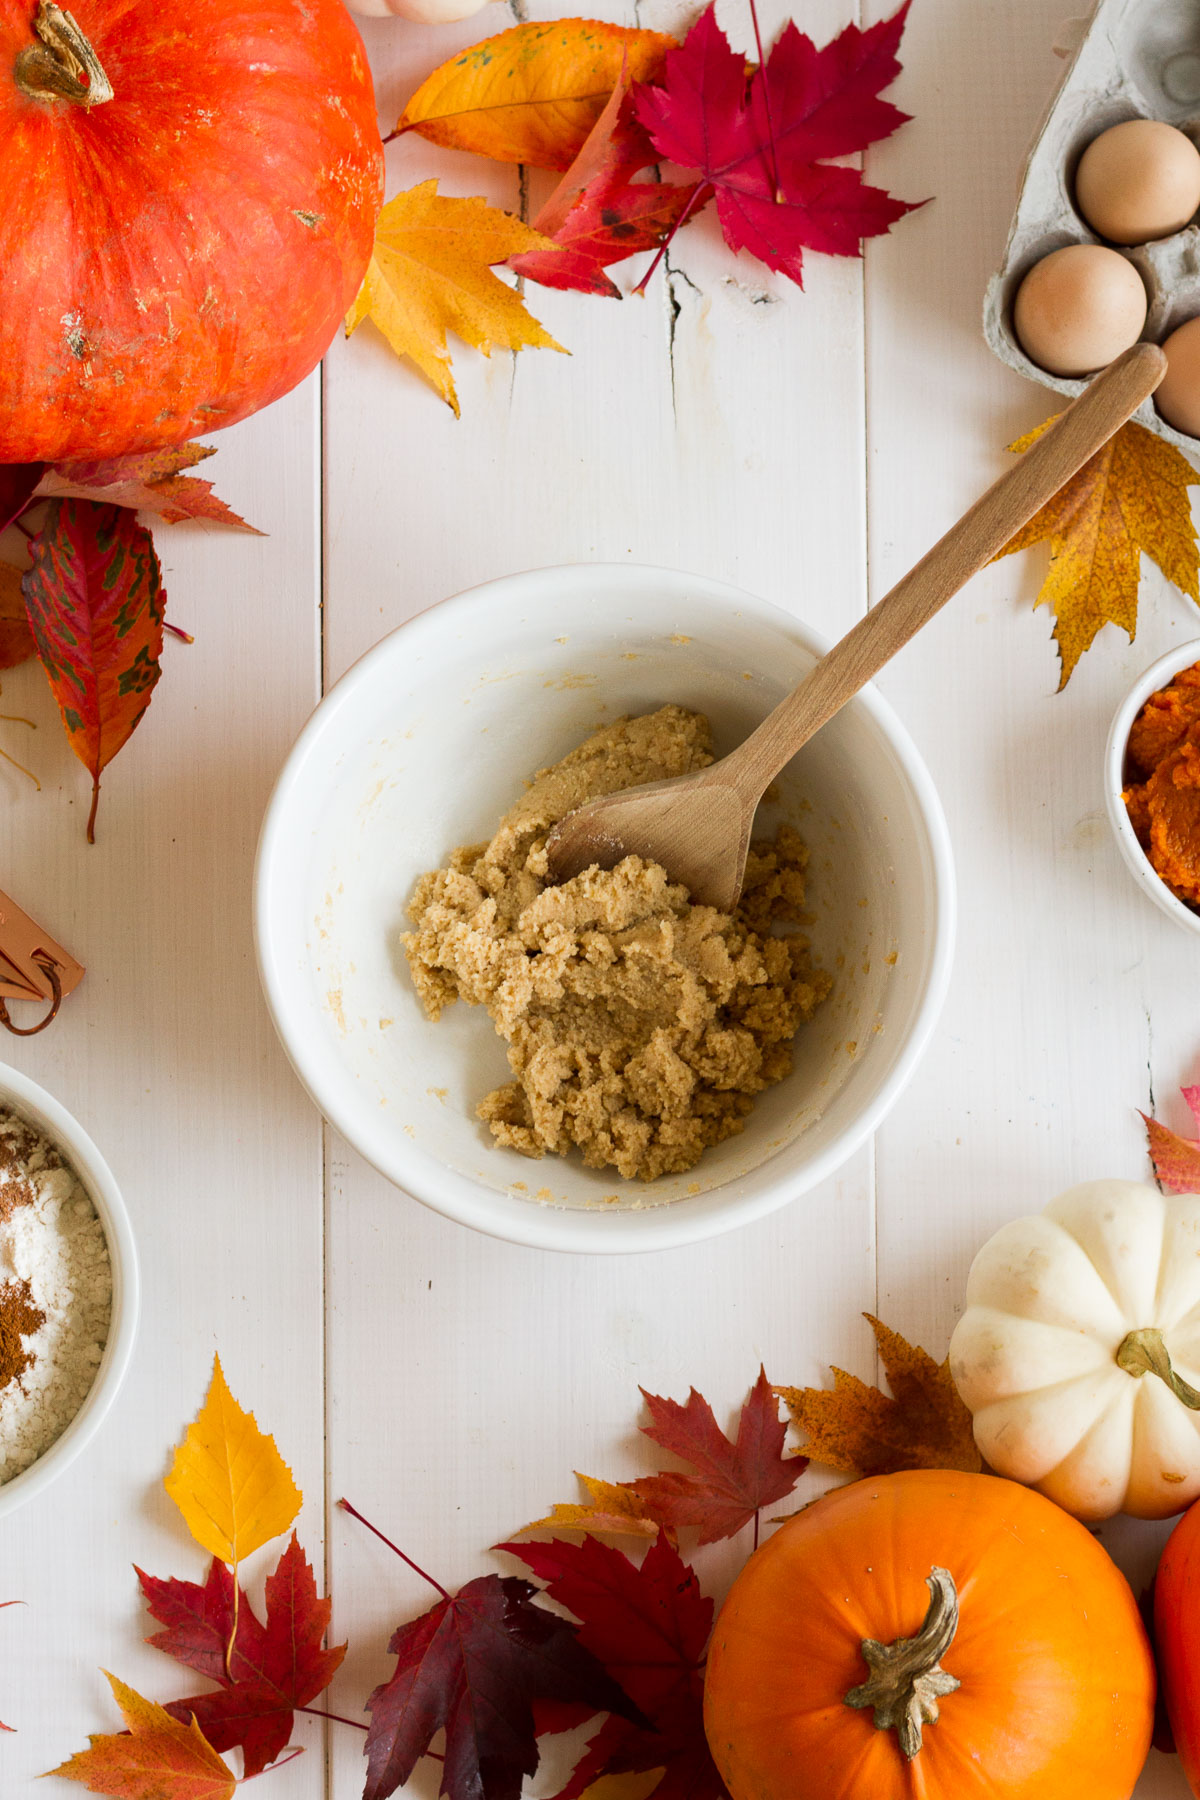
left=4, top=0, right=1192, bottom=1796
left=324, top=3, right=874, bottom=1793
left=0, top=379, right=326, bottom=1793
left=861, top=1, right=1192, bottom=1793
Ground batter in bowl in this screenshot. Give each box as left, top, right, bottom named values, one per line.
left=403, top=706, right=831, bottom=1181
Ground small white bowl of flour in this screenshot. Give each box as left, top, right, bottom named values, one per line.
left=0, top=1064, right=137, bottom=1517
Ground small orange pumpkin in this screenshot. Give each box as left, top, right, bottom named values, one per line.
left=703, top=1469, right=1154, bottom=1800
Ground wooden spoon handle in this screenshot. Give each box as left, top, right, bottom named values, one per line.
left=725, top=341, right=1166, bottom=798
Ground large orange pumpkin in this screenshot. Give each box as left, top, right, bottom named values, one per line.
left=704, top=1469, right=1154, bottom=1800
left=0, top=0, right=383, bottom=461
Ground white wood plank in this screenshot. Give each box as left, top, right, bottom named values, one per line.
left=1, top=379, right=326, bottom=1793
left=863, top=2, right=1193, bottom=1794
left=324, top=5, right=876, bottom=1791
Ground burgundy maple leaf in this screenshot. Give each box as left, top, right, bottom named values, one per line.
left=138, top=1534, right=345, bottom=1778
left=1143, top=1086, right=1200, bottom=1193
left=363, top=1569, right=646, bottom=1800
left=499, top=1533, right=729, bottom=1800
left=0, top=464, right=42, bottom=535
left=634, top=1, right=920, bottom=287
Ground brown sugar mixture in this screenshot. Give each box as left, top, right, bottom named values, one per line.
left=1123, top=660, right=1200, bottom=908
left=403, top=706, right=832, bottom=1182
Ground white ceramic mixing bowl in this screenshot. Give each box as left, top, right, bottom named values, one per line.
left=255, top=565, right=955, bottom=1252
left=0, top=1062, right=138, bottom=1519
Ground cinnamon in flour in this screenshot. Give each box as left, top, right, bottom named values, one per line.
left=0, top=1108, right=112, bottom=1480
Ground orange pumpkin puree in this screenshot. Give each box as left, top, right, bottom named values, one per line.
left=1124, top=661, right=1200, bottom=907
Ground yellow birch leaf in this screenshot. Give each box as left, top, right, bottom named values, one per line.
left=164, top=1356, right=301, bottom=1565
left=345, top=181, right=567, bottom=417
left=775, top=1314, right=981, bottom=1478
left=46, top=1672, right=236, bottom=1798
left=396, top=19, right=675, bottom=170
left=520, top=1473, right=660, bottom=1540
left=994, top=415, right=1200, bottom=688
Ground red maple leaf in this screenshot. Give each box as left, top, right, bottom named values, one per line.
left=138, top=1534, right=345, bottom=1778
left=499, top=1534, right=729, bottom=1800
left=510, top=80, right=704, bottom=298
left=626, top=1367, right=806, bottom=1545
left=363, top=1569, right=646, bottom=1800
left=1143, top=1086, right=1200, bottom=1193
left=747, top=3, right=913, bottom=165
left=634, top=1, right=920, bottom=286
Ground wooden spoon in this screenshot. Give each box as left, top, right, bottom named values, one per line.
left=545, top=342, right=1166, bottom=911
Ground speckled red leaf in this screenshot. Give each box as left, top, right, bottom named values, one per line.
left=36, top=446, right=259, bottom=533
left=1143, top=1087, right=1200, bottom=1193
left=364, top=1570, right=644, bottom=1800
left=634, top=2, right=920, bottom=286
left=140, top=1536, right=345, bottom=1780
left=21, top=500, right=165, bottom=841
left=624, top=1368, right=806, bottom=1544
left=0, top=463, right=42, bottom=535
left=510, top=82, right=703, bottom=298
left=499, top=1534, right=727, bottom=1800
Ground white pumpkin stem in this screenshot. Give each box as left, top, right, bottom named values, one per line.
left=1117, top=1327, right=1200, bottom=1407
left=844, top=1566, right=961, bottom=1759
left=15, top=2, right=113, bottom=108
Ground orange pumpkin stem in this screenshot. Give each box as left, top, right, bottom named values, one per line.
left=844, top=1565, right=960, bottom=1759
left=14, top=2, right=113, bottom=109
left=1117, top=1327, right=1200, bottom=1408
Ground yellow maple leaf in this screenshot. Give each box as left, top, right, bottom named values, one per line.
left=775, top=1314, right=981, bottom=1479
left=396, top=20, right=674, bottom=171
left=345, top=180, right=567, bottom=418
left=519, top=1473, right=660, bottom=1540
left=994, top=416, right=1200, bottom=688
left=164, top=1355, right=301, bottom=1566
left=46, top=1672, right=235, bottom=1799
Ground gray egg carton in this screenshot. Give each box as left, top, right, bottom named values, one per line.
left=983, top=0, right=1200, bottom=460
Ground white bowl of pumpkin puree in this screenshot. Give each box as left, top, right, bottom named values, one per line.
left=254, top=565, right=956, bottom=1253
left=1108, top=638, right=1200, bottom=936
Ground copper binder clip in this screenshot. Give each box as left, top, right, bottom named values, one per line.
left=0, top=888, right=84, bottom=1037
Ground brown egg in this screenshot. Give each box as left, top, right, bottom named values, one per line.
left=1156, top=315, right=1200, bottom=435
left=1013, top=244, right=1147, bottom=376
left=1075, top=119, right=1200, bottom=244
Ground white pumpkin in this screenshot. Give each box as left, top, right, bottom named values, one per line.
left=949, top=1179, right=1200, bottom=1521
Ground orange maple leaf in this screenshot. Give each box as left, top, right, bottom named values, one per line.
left=775, top=1313, right=981, bottom=1478
left=46, top=1673, right=235, bottom=1798
left=994, top=416, right=1200, bottom=689
left=520, top=1473, right=661, bottom=1541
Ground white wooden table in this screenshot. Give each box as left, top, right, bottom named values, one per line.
left=1, top=0, right=1195, bottom=1793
